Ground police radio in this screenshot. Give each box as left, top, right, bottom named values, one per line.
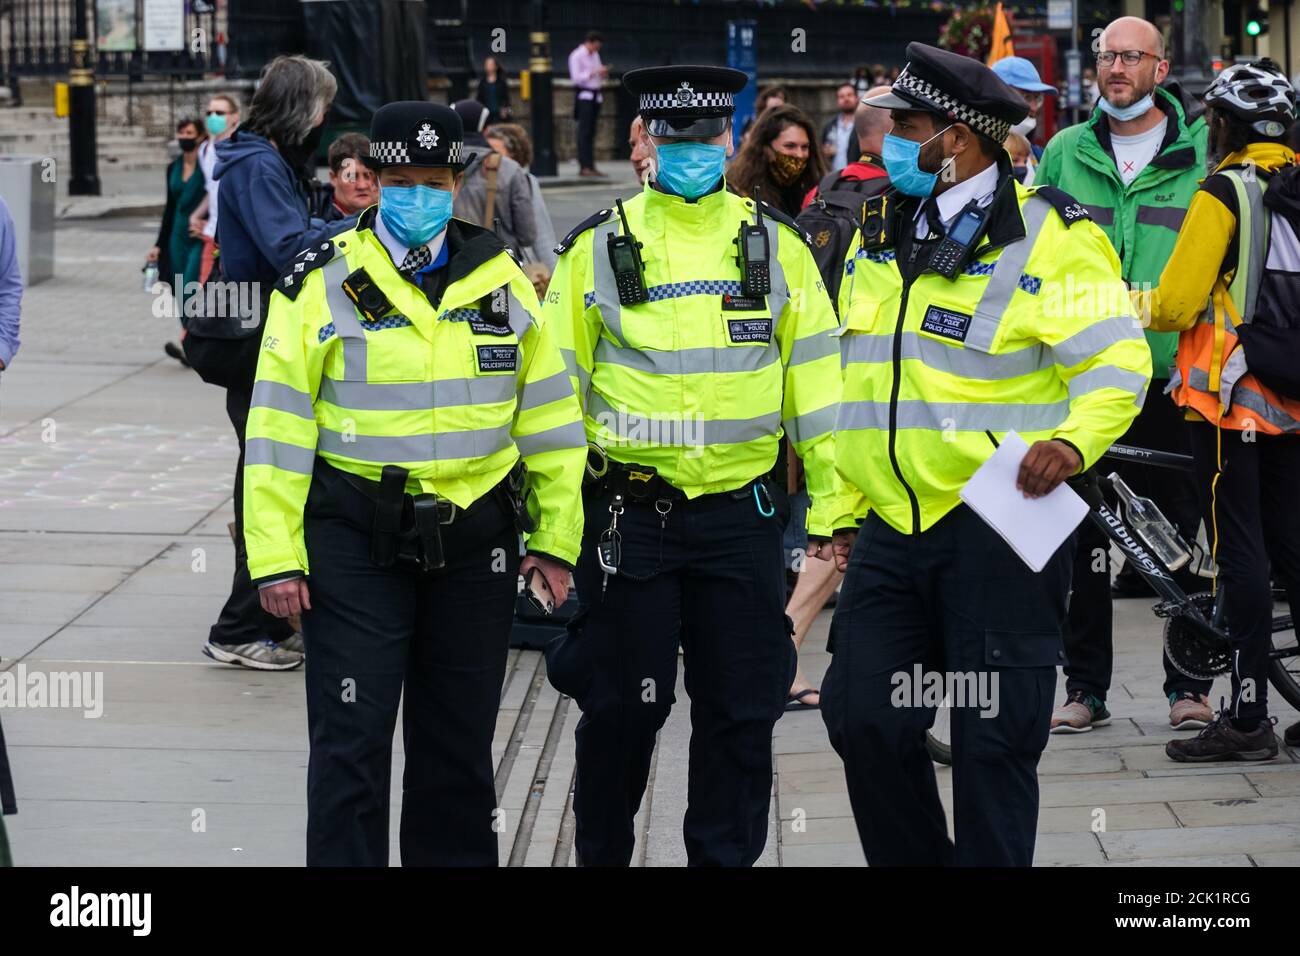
left=736, top=199, right=771, bottom=297
left=606, top=199, right=648, bottom=305
left=930, top=201, right=989, bottom=280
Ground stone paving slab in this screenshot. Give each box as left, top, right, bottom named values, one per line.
left=1100, top=823, right=1300, bottom=860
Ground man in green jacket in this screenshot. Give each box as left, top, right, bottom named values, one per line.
left=1036, top=15, right=1213, bottom=735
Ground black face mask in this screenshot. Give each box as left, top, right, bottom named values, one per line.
left=281, top=123, right=325, bottom=172
left=177, top=137, right=198, bottom=153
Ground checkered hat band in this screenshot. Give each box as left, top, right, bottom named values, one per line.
left=368, top=140, right=464, bottom=165
left=894, top=67, right=1012, bottom=144
left=370, top=141, right=410, bottom=164
left=639, top=91, right=733, bottom=111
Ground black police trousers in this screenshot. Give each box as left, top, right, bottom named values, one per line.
left=547, top=483, right=794, bottom=866
left=300, top=462, right=520, bottom=866
left=821, top=505, right=1071, bottom=867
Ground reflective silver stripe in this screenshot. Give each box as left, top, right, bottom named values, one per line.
left=1218, top=348, right=1250, bottom=411
left=1241, top=175, right=1268, bottom=325
left=843, top=331, right=1051, bottom=380
left=593, top=337, right=778, bottom=375
left=518, top=370, right=574, bottom=411
left=322, top=256, right=368, bottom=381
left=245, top=437, right=316, bottom=474
left=967, top=193, right=1053, bottom=352
left=250, top=379, right=315, bottom=420
left=785, top=404, right=837, bottom=444
left=318, top=375, right=515, bottom=410
left=1066, top=366, right=1148, bottom=406
left=590, top=219, right=627, bottom=346
left=1135, top=205, right=1187, bottom=231
left=1188, top=367, right=1300, bottom=431
left=1051, top=315, right=1145, bottom=367
left=837, top=398, right=1071, bottom=433
left=587, top=392, right=781, bottom=446
left=317, top=424, right=514, bottom=461
left=506, top=287, right=535, bottom=339
left=789, top=330, right=840, bottom=366
left=515, top=419, right=588, bottom=457
left=762, top=216, right=790, bottom=335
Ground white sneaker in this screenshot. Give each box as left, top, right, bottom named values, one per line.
left=203, top=638, right=303, bottom=671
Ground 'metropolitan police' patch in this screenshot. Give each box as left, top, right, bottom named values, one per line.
left=920, top=305, right=971, bottom=343
left=476, top=344, right=518, bottom=373
left=727, top=318, right=773, bottom=343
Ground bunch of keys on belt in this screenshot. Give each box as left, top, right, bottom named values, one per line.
left=598, top=492, right=624, bottom=597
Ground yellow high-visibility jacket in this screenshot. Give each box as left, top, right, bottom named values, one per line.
left=243, top=213, right=587, bottom=580
left=835, top=176, right=1152, bottom=535
left=544, top=181, right=857, bottom=537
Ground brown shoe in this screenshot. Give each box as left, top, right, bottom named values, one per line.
left=1169, top=691, right=1214, bottom=730
left=578, top=167, right=601, bottom=178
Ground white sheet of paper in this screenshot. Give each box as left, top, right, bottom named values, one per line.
left=958, top=431, right=1089, bottom=572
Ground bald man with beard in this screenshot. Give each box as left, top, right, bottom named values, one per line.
left=1036, top=15, right=1212, bottom=736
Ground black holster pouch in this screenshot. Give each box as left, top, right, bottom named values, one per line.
left=371, top=465, right=408, bottom=568
left=499, top=459, right=538, bottom=534
left=412, top=495, right=447, bottom=570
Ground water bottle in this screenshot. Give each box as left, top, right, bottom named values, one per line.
left=1108, top=473, right=1192, bottom=571
left=142, top=262, right=160, bottom=293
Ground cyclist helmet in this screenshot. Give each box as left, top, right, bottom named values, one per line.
left=1203, top=58, right=1297, bottom=137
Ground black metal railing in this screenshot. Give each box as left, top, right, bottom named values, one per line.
left=2, top=0, right=233, bottom=83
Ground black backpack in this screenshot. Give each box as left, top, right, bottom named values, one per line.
left=795, top=169, right=890, bottom=313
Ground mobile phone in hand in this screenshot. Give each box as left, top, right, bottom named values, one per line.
left=523, top=566, right=555, bottom=616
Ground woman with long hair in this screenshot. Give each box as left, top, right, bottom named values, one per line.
left=727, top=103, right=825, bottom=217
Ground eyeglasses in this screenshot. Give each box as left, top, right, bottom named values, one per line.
left=206, top=109, right=227, bottom=116
left=1096, top=50, right=1159, bottom=67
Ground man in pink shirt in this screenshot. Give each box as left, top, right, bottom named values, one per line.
left=568, top=30, right=608, bottom=176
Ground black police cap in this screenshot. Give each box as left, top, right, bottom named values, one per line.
left=866, top=43, right=1029, bottom=143
left=367, top=101, right=475, bottom=170
left=624, top=65, right=748, bottom=138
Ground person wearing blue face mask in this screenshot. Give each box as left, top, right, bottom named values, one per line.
left=243, top=101, right=587, bottom=866
left=824, top=42, right=1151, bottom=866
left=542, top=65, right=849, bottom=866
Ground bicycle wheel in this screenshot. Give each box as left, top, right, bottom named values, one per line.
left=926, top=696, right=953, bottom=766
left=1268, top=608, right=1300, bottom=712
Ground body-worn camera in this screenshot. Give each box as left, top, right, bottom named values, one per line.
left=860, top=191, right=897, bottom=252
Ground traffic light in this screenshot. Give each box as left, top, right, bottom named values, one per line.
left=1246, top=6, right=1268, bottom=36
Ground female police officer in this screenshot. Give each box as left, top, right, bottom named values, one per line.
left=243, top=102, right=586, bottom=866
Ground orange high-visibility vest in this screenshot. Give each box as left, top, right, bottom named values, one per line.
left=1172, top=168, right=1300, bottom=434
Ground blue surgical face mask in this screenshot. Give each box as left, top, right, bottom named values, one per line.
left=653, top=141, right=727, bottom=199
left=205, top=113, right=228, bottom=137
left=379, top=184, right=453, bottom=249
left=1097, top=92, right=1154, bottom=122
left=881, top=125, right=953, bottom=197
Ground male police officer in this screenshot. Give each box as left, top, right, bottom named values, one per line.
left=244, top=102, right=586, bottom=866
left=543, top=66, right=852, bottom=866
left=818, top=44, right=1152, bottom=866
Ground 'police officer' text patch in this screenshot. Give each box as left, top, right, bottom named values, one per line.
left=919, top=305, right=971, bottom=343
left=726, top=318, right=773, bottom=344
left=476, top=344, right=518, bottom=373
